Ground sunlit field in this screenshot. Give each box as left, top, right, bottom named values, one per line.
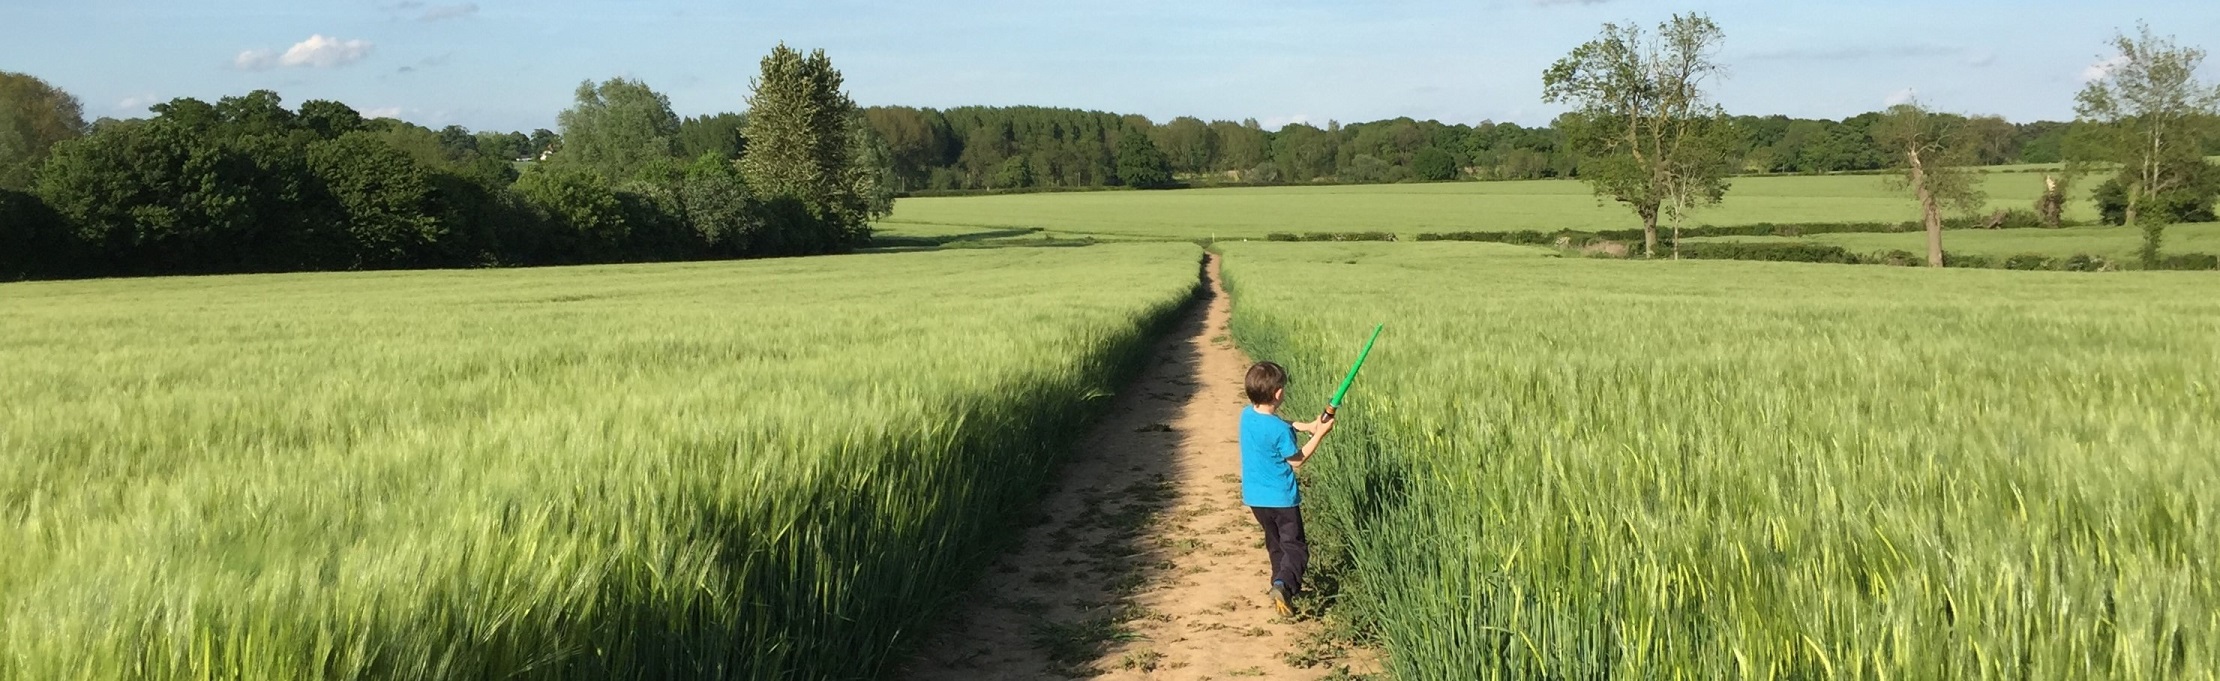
left=0, top=245, right=1199, bottom=679
left=1223, top=241, right=2220, bottom=679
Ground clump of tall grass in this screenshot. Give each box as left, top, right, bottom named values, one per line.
left=1222, top=241, right=2219, bottom=679
left=0, top=245, right=1199, bottom=679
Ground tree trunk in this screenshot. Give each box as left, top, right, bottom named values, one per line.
left=1908, top=149, right=1944, bottom=268
left=1639, top=204, right=1660, bottom=258
left=2124, top=184, right=2140, bottom=231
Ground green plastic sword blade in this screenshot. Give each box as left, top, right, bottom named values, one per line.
left=1328, top=323, right=1383, bottom=408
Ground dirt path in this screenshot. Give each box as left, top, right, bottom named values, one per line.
left=900, top=254, right=1379, bottom=680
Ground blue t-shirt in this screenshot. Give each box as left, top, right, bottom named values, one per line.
left=1239, top=406, right=1302, bottom=507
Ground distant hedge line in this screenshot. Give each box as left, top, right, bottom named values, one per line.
left=1415, top=212, right=2066, bottom=246
left=1264, top=231, right=1400, bottom=242
left=1668, top=242, right=2219, bottom=272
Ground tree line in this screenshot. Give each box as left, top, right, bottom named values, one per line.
left=853, top=105, right=2187, bottom=194
left=1, top=44, right=888, bottom=280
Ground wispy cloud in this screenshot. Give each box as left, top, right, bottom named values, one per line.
left=234, top=34, right=376, bottom=70
left=1747, top=44, right=1961, bottom=62
left=116, top=94, right=163, bottom=112
left=1883, top=88, right=1918, bottom=107
left=395, top=52, right=455, bottom=75
left=2081, top=54, right=2128, bottom=82
left=418, top=3, right=478, bottom=22
left=364, top=107, right=404, bottom=119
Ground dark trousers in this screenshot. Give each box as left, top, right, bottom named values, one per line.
left=1250, top=506, right=1308, bottom=595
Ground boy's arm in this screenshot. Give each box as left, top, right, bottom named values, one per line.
left=1287, top=420, right=1334, bottom=469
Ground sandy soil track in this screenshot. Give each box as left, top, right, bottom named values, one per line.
left=899, top=254, right=1379, bottom=680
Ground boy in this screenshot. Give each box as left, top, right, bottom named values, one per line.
left=1238, top=361, right=1335, bottom=617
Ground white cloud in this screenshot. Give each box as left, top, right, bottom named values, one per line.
left=234, top=35, right=375, bottom=70
left=2082, top=54, right=2128, bottom=82
left=116, top=94, right=163, bottom=112
left=234, top=49, right=279, bottom=70
left=1258, top=114, right=1311, bottom=131
left=282, top=35, right=375, bottom=68
left=1883, top=88, right=1917, bottom=107
left=363, top=107, right=404, bottom=120
left=419, top=3, right=478, bottom=21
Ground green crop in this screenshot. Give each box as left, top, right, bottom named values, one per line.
left=1687, top=222, right=2220, bottom=262
left=881, top=174, right=2092, bottom=242
left=0, top=244, right=1199, bottom=679
left=1221, top=241, right=2220, bottom=679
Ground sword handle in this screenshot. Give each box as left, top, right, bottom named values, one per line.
left=1319, top=405, right=1337, bottom=423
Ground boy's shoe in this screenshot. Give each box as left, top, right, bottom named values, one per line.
left=1268, top=581, right=1294, bottom=617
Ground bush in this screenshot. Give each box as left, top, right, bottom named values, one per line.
left=1413, top=147, right=1458, bottom=181
left=1942, top=252, right=1995, bottom=269
left=1675, top=242, right=1859, bottom=264
left=1265, top=231, right=1398, bottom=242
left=1869, top=249, right=1924, bottom=267
left=1245, top=161, right=1283, bottom=185
left=2061, top=254, right=2112, bottom=272
left=0, top=188, right=79, bottom=279
left=1418, top=230, right=1601, bottom=246
left=2154, top=253, right=2220, bottom=271
left=2093, top=163, right=2220, bottom=226
left=2003, top=253, right=2056, bottom=270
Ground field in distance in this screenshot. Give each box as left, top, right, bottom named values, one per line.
left=878, top=173, right=2096, bottom=242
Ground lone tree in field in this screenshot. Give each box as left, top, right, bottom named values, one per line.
left=742, top=43, right=879, bottom=249
left=2069, top=23, right=2220, bottom=267
left=1544, top=13, right=1735, bottom=258
left=1873, top=102, right=1987, bottom=268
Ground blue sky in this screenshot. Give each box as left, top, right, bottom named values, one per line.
left=4, top=0, right=2216, bottom=133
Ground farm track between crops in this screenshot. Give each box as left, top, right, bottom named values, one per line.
left=899, top=254, right=1379, bottom=680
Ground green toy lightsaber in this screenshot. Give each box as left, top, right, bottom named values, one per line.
left=1321, top=323, right=1383, bottom=422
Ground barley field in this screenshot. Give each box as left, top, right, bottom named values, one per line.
left=880, top=174, right=2094, bottom=242
left=1221, top=241, right=2220, bottom=679
left=0, top=244, right=1199, bottom=679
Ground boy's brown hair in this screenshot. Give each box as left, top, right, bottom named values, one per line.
left=1245, top=362, right=1288, bottom=405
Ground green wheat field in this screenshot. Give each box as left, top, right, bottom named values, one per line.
left=5, top=179, right=2219, bottom=679
left=0, top=245, right=1198, bottom=679
left=1222, top=241, right=2220, bottom=679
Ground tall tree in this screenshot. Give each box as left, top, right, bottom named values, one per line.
left=678, top=113, right=748, bottom=160
left=0, top=71, right=89, bottom=190
left=552, top=77, right=681, bottom=182
left=1872, top=102, right=1988, bottom=267
left=2070, top=24, right=2220, bottom=267
left=1152, top=117, right=1218, bottom=176
left=741, top=44, right=873, bottom=249
left=1544, top=13, right=1734, bottom=257
left=527, top=129, right=560, bottom=158
left=847, top=113, right=897, bottom=218
left=1210, top=120, right=1270, bottom=174
left=1114, top=130, right=1174, bottom=188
